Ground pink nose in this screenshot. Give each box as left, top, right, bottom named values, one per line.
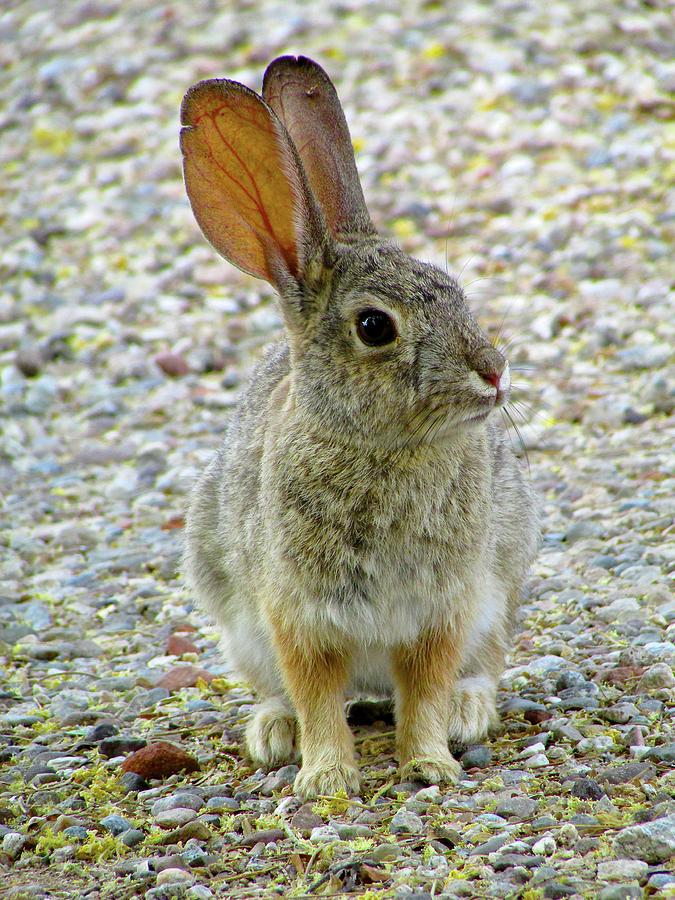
left=481, top=370, right=501, bottom=388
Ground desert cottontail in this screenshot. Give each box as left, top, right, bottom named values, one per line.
left=181, top=56, right=539, bottom=800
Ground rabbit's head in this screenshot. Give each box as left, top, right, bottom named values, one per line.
left=181, top=56, right=509, bottom=448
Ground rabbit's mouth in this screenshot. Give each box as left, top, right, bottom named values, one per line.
left=462, top=409, right=492, bottom=426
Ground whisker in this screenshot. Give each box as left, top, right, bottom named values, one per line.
left=487, top=297, right=520, bottom=348
left=501, top=407, right=531, bottom=473
left=391, top=406, right=448, bottom=467
left=493, top=334, right=528, bottom=357
left=508, top=399, right=548, bottom=427
left=385, top=403, right=435, bottom=461
left=456, top=254, right=477, bottom=282
left=388, top=409, right=435, bottom=466
left=424, top=409, right=449, bottom=451
left=462, top=274, right=502, bottom=291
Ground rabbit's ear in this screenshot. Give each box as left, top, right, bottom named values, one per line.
left=180, top=79, right=327, bottom=290
left=262, top=56, right=376, bottom=241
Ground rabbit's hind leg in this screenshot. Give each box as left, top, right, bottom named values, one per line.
left=246, top=696, right=299, bottom=767
left=447, top=625, right=506, bottom=746
left=447, top=675, right=499, bottom=746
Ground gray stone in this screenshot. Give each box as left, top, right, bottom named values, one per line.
left=155, top=809, right=198, bottom=829
left=647, top=873, right=675, bottom=890
left=532, top=835, right=556, bottom=856
left=469, top=834, right=509, bottom=856
left=121, top=828, right=145, bottom=847
left=613, top=815, right=675, bottom=863
left=597, top=886, right=643, bottom=900
left=186, top=887, right=213, bottom=900
left=390, top=809, right=425, bottom=835
left=602, top=703, right=640, bottom=724
left=645, top=742, right=675, bottom=764
left=541, top=882, right=578, bottom=898
left=638, top=663, right=675, bottom=690
left=388, top=781, right=425, bottom=797
left=616, top=345, right=671, bottom=370
left=495, top=797, right=538, bottom=819
left=205, top=796, right=239, bottom=812
left=99, top=735, right=147, bottom=758
left=555, top=670, right=588, bottom=691
left=597, top=859, right=648, bottom=882
left=565, top=521, right=601, bottom=542
left=308, top=824, right=340, bottom=843
left=2, top=832, right=27, bottom=858
left=145, top=885, right=190, bottom=899
left=460, top=745, right=492, bottom=769
left=100, top=814, right=133, bottom=835
left=152, top=793, right=204, bottom=815
left=571, top=778, right=606, bottom=800
left=62, top=825, right=89, bottom=840
left=121, top=772, right=147, bottom=793
left=258, top=764, right=299, bottom=795
left=371, top=842, right=404, bottom=861
left=492, top=852, right=542, bottom=870
left=330, top=821, right=374, bottom=839
left=599, top=762, right=655, bottom=785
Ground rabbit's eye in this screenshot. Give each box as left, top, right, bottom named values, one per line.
left=356, top=309, right=397, bottom=347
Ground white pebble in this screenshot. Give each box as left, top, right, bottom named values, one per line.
left=532, top=836, right=556, bottom=856
left=156, top=868, right=195, bottom=886
left=518, top=742, right=547, bottom=758
left=522, top=752, right=549, bottom=768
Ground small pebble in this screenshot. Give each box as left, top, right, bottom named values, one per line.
left=308, top=825, right=340, bottom=843
left=390, top=809, right=425, bottom=835
left=460, top=745, right=492, bottom=769
left=154, top=809, right=197, bottom=829
left=156, top=867, right=195, bottom=886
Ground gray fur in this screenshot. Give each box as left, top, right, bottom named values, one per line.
left=181, top=59, right=540, bottom=790
left=184, top=242, right=539, bottom=703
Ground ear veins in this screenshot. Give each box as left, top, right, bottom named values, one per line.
left=267, top=76, right=322, bottom=162
left=205, top=103, right=297, bottom=275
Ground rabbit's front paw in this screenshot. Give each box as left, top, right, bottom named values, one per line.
left=447, top=676, right=498, bottom=746
left=294, top=762, right=360, bottom=800
left=400, top=752, right=462, bottom=786
left=246, top=701, right=299, bottom=767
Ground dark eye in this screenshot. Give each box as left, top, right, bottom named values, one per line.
left=356, top=309, right=397, bottom=347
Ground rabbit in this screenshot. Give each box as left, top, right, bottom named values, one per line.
left=180, top=55, right=540, bottom=800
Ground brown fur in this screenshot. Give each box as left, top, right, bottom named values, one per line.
left=181, top=56, right=541, bottom=799
left=271, top=620, right=359, bottom=796
left=393, top=628, right=464, bottom=783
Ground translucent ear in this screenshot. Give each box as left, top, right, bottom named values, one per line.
left=263, top=56, right=376, bottom=241
left=180, top=78, right=325, bottom=287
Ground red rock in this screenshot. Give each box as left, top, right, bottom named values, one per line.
left=240, top=829, right=285, bottom=847
left=524, top=708, right=553, bottom=725
left=155, top=351, right=190, bottom=377
left=361, top=863, right=389, bottom=883
left=161, top=515, right=185, bottom=531
left=156, top=665, right=214, bottom=691
left=290, top=803, right=323, bottom=836
left=166, top=633, right=199, bottom=656
left=596, top=666, right=646, bottom=686
left=121, top=742, right=199, bottom=779
left=173, top=622, right=198, bottom=633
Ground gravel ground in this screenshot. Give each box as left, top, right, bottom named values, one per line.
left=1, top=1, right=674, bottom=898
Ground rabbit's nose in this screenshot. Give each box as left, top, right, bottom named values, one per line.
left=474, top=347, right=507, bottom=390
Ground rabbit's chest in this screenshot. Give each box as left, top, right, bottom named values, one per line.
left=275, top=465, right=488, bottom=643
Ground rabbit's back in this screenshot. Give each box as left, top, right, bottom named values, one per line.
left=184, top=340, right=291, bottom=628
